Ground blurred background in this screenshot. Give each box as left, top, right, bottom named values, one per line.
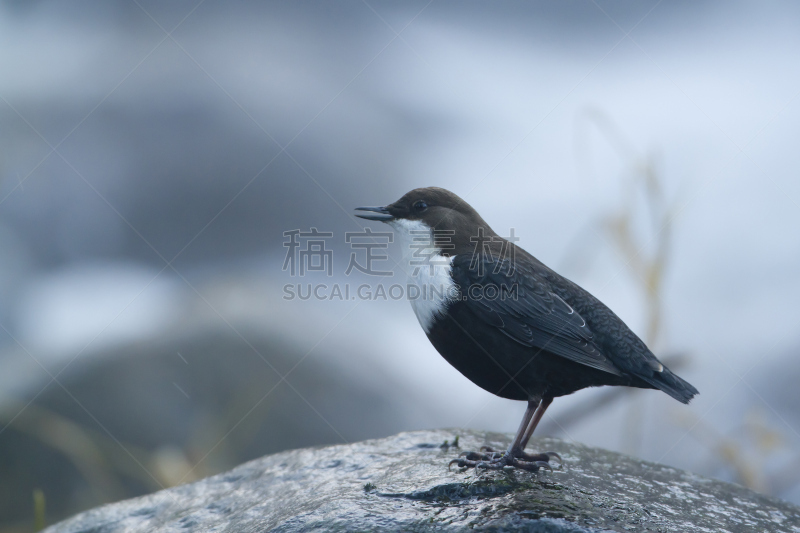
left=2, top=0, right=800, bottom=530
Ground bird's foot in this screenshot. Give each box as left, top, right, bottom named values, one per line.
left=482, top=446, right=562, bottom=466
left=448, top=447, right=562, bottom=473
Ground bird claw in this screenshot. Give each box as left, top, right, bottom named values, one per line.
left=544, top=451, right=563, bottom=468
left=459, top=451, right=490, bottom=461
left=534, top=460, right=553, bottom=472
left=461, top=450, right=505, bottom=462
left=448, top=449, right=561, bottom=473
left=511, top=450, right=562, bottom=469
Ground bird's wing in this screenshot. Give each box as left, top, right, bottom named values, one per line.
left=450, top=254, right=622, bottom=376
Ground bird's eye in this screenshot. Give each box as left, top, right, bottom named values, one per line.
left=413, top=200, right=428, bottom=211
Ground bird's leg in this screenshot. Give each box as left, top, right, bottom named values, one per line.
left=452, top=399, right=538, bottom=465
left=483, top=397, right=560, bottom=467
left=515, top=397, right=560, bottom=466
left=505, top=398, right=540, bottom=455
left=450, top=397, right=561, bottom=472
left=519, top=396, right=550, bottom=450
left=449, top=398, right=558, bottom=472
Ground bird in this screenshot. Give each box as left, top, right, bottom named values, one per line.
left=355, top=187, right=698, bottom=472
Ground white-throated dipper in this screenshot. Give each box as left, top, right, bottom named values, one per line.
left=355, top=187, right=698, bottom=471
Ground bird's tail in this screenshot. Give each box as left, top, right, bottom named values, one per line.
left=641, top=367, right=699, bottom=404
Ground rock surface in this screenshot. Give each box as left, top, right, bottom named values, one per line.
left=44, top=429, right=800, bottom=533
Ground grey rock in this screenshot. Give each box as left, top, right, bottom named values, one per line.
left=43, top=430, right=800, bottom=533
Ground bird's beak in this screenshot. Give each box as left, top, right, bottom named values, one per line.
left=354, top=206, right=394, bottom=222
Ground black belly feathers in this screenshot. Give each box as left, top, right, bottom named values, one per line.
left=449, top=254, right=698, bottom=404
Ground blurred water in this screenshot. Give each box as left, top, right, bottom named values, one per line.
left=2, top=0, right=800, bottom=525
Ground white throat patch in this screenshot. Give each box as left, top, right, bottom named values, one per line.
left=388, top=219, right=458, bottom=333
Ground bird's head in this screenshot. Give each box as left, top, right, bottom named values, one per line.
left=355, top=187, right=496, bottom=255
